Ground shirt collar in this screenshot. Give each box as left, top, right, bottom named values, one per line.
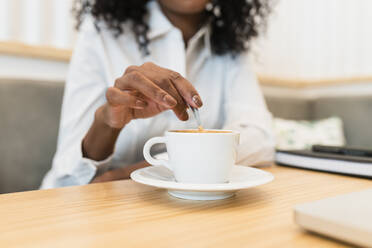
left=146, top=0, right=212, bottom=57
left=147, top=1, right=173, bottom=40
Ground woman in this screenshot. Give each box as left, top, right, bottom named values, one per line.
left=41, top=0, right=275, bottom=188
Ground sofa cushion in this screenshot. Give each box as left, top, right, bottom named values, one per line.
left=273, top=116, right=345, bottom=150
left=314, top=95, right=372, bottom=148
left=0, top=79, right=64, bottom=193
left=265, top=92, right=372, bottom=148
left=265, top=95, right=313, bottom=120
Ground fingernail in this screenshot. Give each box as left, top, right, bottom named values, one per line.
left=163, top=95, right=177, bottom=107
left=192, top=95, right=203, bottom=107
left=181, top=111, right=189, bottom=121
left=135, top=100, right=147, bottom=108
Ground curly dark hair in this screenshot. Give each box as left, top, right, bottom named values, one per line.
left=73, top=0, right=270, bottom=56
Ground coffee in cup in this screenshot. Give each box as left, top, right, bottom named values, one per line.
left=171, top=130, right=232, bottom=133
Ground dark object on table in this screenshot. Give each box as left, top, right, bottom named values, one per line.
left=276, top=146, right=372, bottom=178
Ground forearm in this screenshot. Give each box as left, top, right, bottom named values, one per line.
left=82, top=105, right=123, bottom=161
left=91, top=160, right=150, bottom=183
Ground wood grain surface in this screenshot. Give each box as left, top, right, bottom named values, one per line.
left=0, top=165, right=371, bottom=248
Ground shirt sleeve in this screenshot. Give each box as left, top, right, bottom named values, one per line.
left=222, top=53, right=275, bottom=166
left=40, top=17, right=113, bottom=189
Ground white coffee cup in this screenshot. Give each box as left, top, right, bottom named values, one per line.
left=143, top=130, right=240, bottom=184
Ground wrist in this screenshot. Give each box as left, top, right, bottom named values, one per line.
left=82, top=105, right=122, bottom=161
left=95, top=104, right=126, bottom=132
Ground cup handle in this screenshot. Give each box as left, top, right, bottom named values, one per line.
left=143, top=137, right=171, bottom=170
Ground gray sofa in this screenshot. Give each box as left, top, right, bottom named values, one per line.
left=0, top=79, right=64, bottom=194
left=265, top=94, right=372, bottom=148
left=1, top=78, right=372, bottom=194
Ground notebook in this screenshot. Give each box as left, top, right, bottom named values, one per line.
left=276, top=149, right=372, bottom=178
left=294, top=189, right=372, bottom=247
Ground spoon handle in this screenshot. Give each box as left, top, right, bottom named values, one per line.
left=189, top=105, right=202, bottom=128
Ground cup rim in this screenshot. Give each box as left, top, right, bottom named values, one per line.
left=166, top=129, right=238, bottom=135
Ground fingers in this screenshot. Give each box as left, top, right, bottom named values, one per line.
left=91, top=167, right=130, bottom=183
left=115, top=71, right=177, bottom=108
left=141, top=62, right=203, bottom=108
left=165, top=81, right=189, bottom=121
left=106, top=87, right=147, bottom=109
left=115, top=62, right=202, bottom=122
left=175, top=109, right=189, bottom=121
left=168, top=71, right=203, bottom=108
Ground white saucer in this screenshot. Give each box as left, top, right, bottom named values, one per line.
left=130, top=165, right=274, bottom=200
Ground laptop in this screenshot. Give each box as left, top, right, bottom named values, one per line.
left=294, top=189, right=372, bottom=247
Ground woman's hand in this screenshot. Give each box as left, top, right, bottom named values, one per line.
left=99, top=62, right=203, bottom=129
left=91, top=160, right=150, bottom=183
left=82, top=62, right=203, bottom=162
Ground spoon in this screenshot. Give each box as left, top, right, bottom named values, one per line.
left=188, top=105, right=203, bottom=130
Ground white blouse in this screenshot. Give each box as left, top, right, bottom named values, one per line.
left=41, top=1, right=275, bottom=189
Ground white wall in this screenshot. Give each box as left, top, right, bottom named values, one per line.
left=0, top=0, right=74, bottom=81
left=253, top=0, right=372, bottom=80
left=0, top=0, right=371, bottom=82
left=0, top=55, right=69, bottom=82
left=0, top=0, right=75, bottom=48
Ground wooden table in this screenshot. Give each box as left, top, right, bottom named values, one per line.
left=1, top=166, right=371, bottom=248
